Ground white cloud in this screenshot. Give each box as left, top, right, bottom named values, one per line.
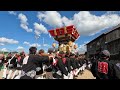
left=18, top=13, right=32, bottom=32
left=62, top=16, right=73, bottom=26
left=1, top=48, right=8, bottom=52
left=0, top=43, right=5, bottom=46
left=37, top=11, right=63, bottom=28
left=23, top=41, right=30, bottom=45
left=43, top=44, right=50, bottom=47
left=8, top=11, right=17, bottom=15
left=77, top=41, right=89, bottom=54
left=61, top=11, right=120, bottom=36
left=72, top=11, right=120, bottom=36
left=18, top=13, right=28, bottom=24
left=78, top=44, right=86, bottom=54
left=0, top=37, right=19, bottom=44
left=34, top=30, right=41, bottom=37
left=37, top=12, right=45, bottom=21
left=30, top=43, right=41, bottom=47
left=38, top=11, right=120, bottom=36
left=34, top=22, right=48, bottom=36
left=17, top=46, right=24, bottom=50
left=20, top=24, right=32, bottom=32
left=84, top=41, right=90, bottom=44
left=23, top=41, right=41, bottom=47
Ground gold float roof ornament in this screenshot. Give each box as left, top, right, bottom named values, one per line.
left=68, top=41, right=73, bottom=47
left=74, top=44, right=78, bottom=49
left=52, top=42, right=56, bottom=48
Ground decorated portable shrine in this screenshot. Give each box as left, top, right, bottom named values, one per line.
left=48, top=25, right=80, bottom=53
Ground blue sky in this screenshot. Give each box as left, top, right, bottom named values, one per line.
left=0, top=11, right=120, bottom=54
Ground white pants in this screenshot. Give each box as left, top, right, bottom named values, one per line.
left=82, top=64, right=86, bottom=71
left=7, top=70, right=13, bottom=79
left=2, top=67, right=7, bottom=79
left=11, top=70, right=19, bottom=79
left=14, top=70, right=22, bottom=79
left=68, top=71, right=73, bottom=79
left=63, top=74, right=69, bottom=79
left=14, top=75, right=21, bottom=79
left=74, top=69, right=79, bottom=76
left=36, top=76, right=46, bottom=79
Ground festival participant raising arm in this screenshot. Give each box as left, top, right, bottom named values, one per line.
left=20, top=47, right=53, bottom=79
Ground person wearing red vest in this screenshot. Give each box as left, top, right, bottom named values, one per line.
left=52, top=51, right=69, bottom=79
left=91, top=50, right=113, bottom=79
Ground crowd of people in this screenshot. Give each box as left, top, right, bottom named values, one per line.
left=0, top=47, right=90, bottom=79
left=0, top=46, right=120, bottom=79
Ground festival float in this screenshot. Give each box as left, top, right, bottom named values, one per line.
left=48, top=25, right=80, bottom=53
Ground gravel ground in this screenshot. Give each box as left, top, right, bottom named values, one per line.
left=75, top=69, right=96, bottom=79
